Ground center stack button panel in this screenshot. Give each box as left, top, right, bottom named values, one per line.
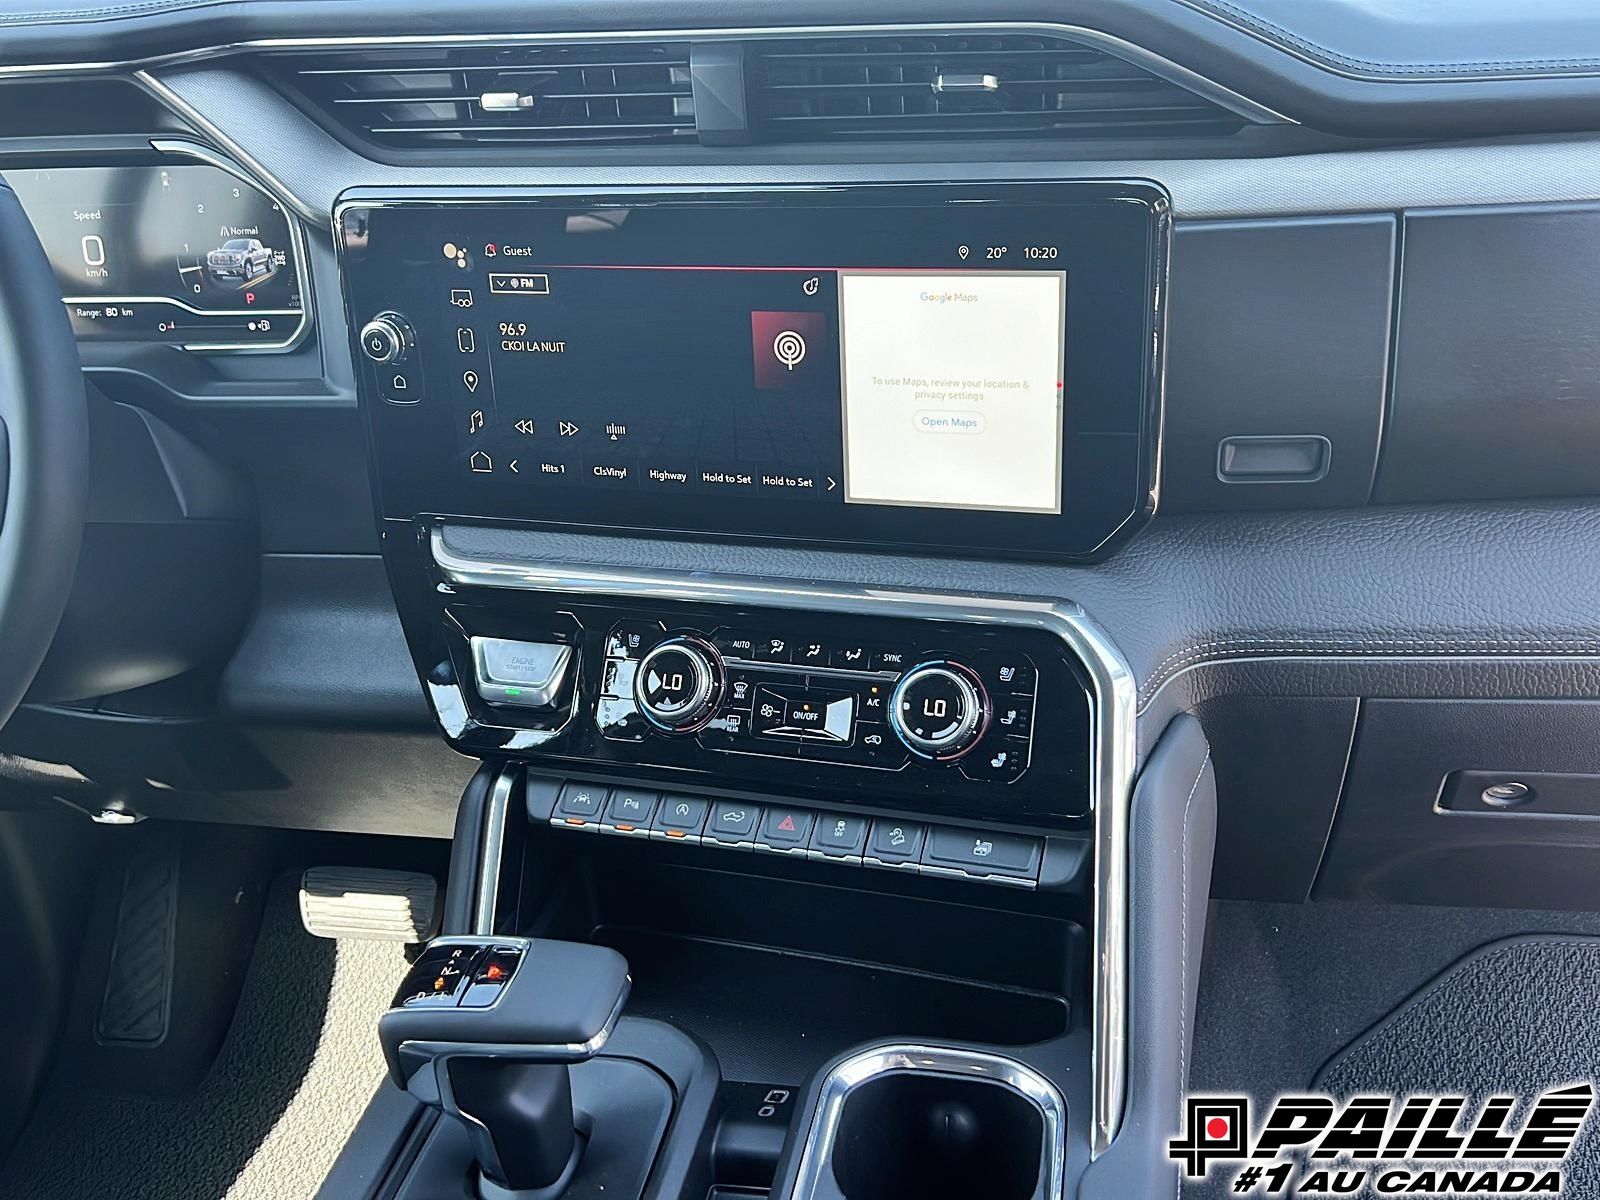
left=440, top=593, right=1093, bottom=829
left=597, top=620, right=1037, bottom=785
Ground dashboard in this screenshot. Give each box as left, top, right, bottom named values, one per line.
left=1, top=5, right=1600, bottom=901
left=11, top=5, right=1600, bottom=1196
left=2, top=1, right=1600, bottom=886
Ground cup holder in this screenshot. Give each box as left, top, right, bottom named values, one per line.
left=833, top=1074, right=1044, bottom=1200
left=790, top=1047, right=1064, bottom=1200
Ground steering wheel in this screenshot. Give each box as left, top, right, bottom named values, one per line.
left=0, top=183, right=89, bottom=730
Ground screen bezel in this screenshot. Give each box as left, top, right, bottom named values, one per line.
left=338, top=180, right=1169, bottom=562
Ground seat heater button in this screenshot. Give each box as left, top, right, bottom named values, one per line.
left=923, top=826, right=1041, bottom=877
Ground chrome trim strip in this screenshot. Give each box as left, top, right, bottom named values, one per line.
left=473, top=765, right=517, bottom=936
left=60, top=295, right=297, bottom=318
left=428, top=527, right=1137, bottom=1156
left=787, top=1044, right=1067, bottom=1199
left=141, top=82, right=325, bottom=226
left=3, top=22, right=1291, bottom=126
left=145, top=136, right=315, bottom=350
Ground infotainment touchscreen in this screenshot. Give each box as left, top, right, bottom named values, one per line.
left=340, top=182, right=1167, bottom=560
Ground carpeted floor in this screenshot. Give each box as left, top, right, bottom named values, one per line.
left=1185, top=900, right=1600, bottom=1200
left=0, top=875, right=408, bottom=1200
left=1316, top=936, right=1600, bottom=1199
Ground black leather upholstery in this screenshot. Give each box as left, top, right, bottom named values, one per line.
left=0, top=185, right=87, bottom=731
left=1182, top=0, right=1600, bottom=79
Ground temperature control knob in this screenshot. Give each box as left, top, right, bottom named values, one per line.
left=889, top=661, right=990, bottom=761
left=634, top=636, right=724, bottom=733
left=359, top=312, right=412, bottom=363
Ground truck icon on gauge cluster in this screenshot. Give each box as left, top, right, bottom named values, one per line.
left=205, top=238, right=274, bottom=282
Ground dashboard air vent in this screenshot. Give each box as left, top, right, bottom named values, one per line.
left=268, top=43, right=695, bottom=148
left=751, top=34, right=1246, bottom=141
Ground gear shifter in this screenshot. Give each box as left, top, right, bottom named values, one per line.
left=380, top=936, right=630, bottom=1200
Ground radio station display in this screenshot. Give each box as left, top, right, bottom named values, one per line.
left=5, top=163, right=305, bottom=348
left=341, top=183, right=1166, bottom=560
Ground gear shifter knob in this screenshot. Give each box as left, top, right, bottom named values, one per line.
left=380, top=937, right=630, bottom=1198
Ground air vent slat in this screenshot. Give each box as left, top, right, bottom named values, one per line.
left=752, top=33, right=1246, bottom=142
left=259, top=31, right=1249, bottom=152
left=265, top=42, right=695, bottom=149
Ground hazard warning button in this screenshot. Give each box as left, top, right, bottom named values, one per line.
left=756, top=806, right=815, bottom=854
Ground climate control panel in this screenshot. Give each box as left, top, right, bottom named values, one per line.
left=433, top=592, right=1091, bottom=830
left=594, top=621, right=1035, bottom=786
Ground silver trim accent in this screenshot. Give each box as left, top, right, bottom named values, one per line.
left=358, top=313, right=407, bottom=364
left=4, top=23, right=1292, bottom=127
left=145, top=137, right=314, bottom=351
left=142, top=81, right=325, bottom=226
left=473, top=766, right=517, bottom=936
left=428, top=527, right=1136, bottom=1156
left=480, top=91, right=537, bottom=112
left=786, top=1044, right=1067, bottom=1199
left=932, top=72, right=1001, bottom=95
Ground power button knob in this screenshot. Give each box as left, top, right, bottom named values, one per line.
left=360, top=313, right=411, bottom=364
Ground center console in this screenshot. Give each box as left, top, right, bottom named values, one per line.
left=335, top=179, right=1196, bottom=1200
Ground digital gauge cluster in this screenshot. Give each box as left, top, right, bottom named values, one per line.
left=5, top=162, right=306, bottom=350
